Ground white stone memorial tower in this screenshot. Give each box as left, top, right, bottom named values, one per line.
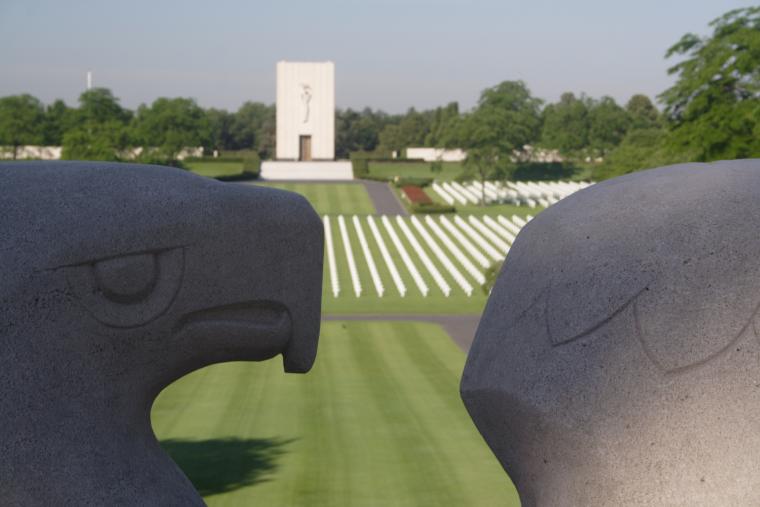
left=276, top=61, right=335, bottom=161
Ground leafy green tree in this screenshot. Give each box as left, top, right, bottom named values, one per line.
left=660, top=7, right=760, bottom=160
left=460, top=81, right=542, bottom=155
left=425, top=102, right=460, bottom=147
left=463, top=146, right=507, bottom=205
left=62, top=88, right=131, bottom=161
left=626, top=94, right=660, bottom=129
left=131, top=97, right=210, bottom=162
left=206, top=108, right=234, bottom=152
left=335, top=108, right=394, bottom=158
left=378, top=108, right=432, bottom=154
left=378, top=124, right=404, bottom=155
left=61, top=120, right=130, bottom=161
left=540, top=92, right=589, bottom=153
left=255, top=108, right=276, bottom=159
left=42, top=99, right=74, bottom=145
left=75, top=88, right=131, bottom=125
left=229, top=102, right=274, bottom=155
left=587, top=96, right=631, bottom=156
left=0, top=94, right=45, bottom=159
left=458, top=81, right=542, bottom=202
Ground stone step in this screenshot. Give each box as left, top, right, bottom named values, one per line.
left=260, top=161, right=353, bottom=181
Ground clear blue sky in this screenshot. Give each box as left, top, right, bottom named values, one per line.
left=0, top=0, right=755, bottom=113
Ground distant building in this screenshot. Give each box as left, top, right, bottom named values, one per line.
left=276, top=61, right=335, bottom=161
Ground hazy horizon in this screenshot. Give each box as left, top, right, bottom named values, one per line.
left=1, top=0, right=755, bottom=113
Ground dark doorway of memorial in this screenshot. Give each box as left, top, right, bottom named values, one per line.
left=299, top=135, right=312, bottom=161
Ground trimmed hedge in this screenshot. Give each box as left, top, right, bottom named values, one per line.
left=242, top=152, right=261, bottom=175
left=410, top=202, right=456, bottom=214
left=393, top=176, right=433, bottom=188
left=360, top=174, right=392, bottom=182
left=349, top=152, right=371, bottom=177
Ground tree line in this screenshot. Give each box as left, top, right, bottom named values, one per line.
left=0, top=7, right=757, bottom=179
left=0, top=91, right=277, bottom=163
left=0, top=87, right=662, bottom=162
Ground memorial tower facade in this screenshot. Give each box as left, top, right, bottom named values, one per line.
left=276, top=61, right=335, bottom=161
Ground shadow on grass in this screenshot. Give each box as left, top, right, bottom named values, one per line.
left=161, top=437, right=295, bottom=497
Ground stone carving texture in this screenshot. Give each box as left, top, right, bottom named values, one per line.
left=0, top=162, right=324, bottom=505
left=461, top=160, right=760, bottom=506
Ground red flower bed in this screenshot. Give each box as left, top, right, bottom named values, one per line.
left=402, top=185, right=432, bottom=204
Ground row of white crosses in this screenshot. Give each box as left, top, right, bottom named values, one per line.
left=366, top=216, right=407, bottom=297
left=337, top=215, right=362, bottom=297
left=381, top=215, right=429, bottom=297
left=449, top=180, right=592, bottom=207
left=353, top=215, right=384, bottom=298
left=322, top=214, right=535, bottom=298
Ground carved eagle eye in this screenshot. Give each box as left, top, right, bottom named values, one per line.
left=65, top=248, right=184, bottom=328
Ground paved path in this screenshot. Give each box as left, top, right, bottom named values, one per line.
left=360, top=180, right=408, bottom=216
left=322, top=314, right=482, bottom=352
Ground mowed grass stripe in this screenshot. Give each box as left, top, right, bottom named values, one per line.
left=357, top=321, right=517, bottom=505
left=392, top=323, right=514, bottom=503
left=366, top=322, right=465, bottom=505
left=253, top=183, right=374, bottom=216
left=315, top=184, right=332, bottom=214
left=286, top=327, right=350, bottom=506
left=152, top=365, right=211, bottom=437
left=152, top=321, right=518, bottom=506
left=346, top=322, right=464, bottom=505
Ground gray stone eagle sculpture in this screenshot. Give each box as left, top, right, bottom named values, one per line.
left=462, top=159, right=760, bottom=506
left=0, top=162, right=323, bottom=505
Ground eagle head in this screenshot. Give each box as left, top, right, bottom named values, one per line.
left=0, top=161, right=323, bottom=505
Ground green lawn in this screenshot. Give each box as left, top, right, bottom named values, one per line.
left=250, top=182, right=376, bottom=215
left=369, top=161, right=464, bottom=181
left=152, top=321, right=518, bottom=506
left=186, top=160, right=244, bottom=177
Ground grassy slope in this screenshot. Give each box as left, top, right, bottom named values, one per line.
left=152, top=321, right=519, bottom=506
left=253, top=182, right=376, bottom=216
left=369, top=161, right=464, bottom=181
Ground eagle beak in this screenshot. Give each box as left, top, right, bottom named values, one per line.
left=281, top=299, right=321, bottom=373
left=171, top=187, right=324, bottom=375
left=176, top=301, right=290, bottom=357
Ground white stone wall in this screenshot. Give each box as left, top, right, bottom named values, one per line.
left=276, top=61, right=335, bottom=160
left=260, top=161, right=352, bottom=180
left=405, top=147, right=467, bottom=162
left=0, top=146, right=62, bottom=160
left=0, top=146, right=203, bottom=161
